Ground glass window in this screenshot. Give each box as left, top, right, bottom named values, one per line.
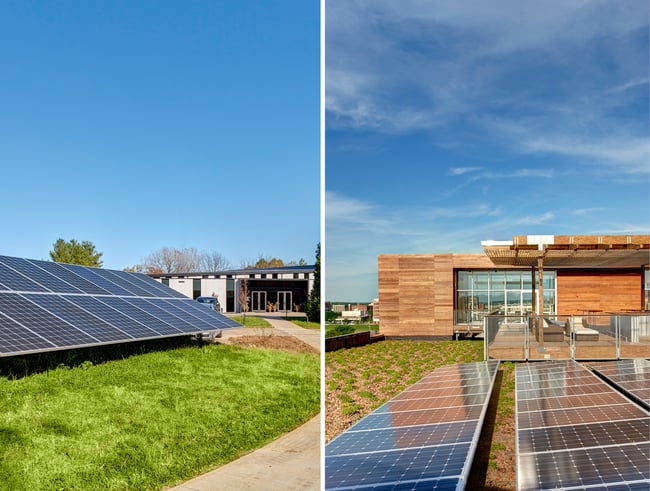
left=192, top=278, right=201, bottom=300
left=455, top=269, right=556, bottom=324
left=506, top=272, right=521, bottom=290
left=457, top=271, right=472, bottom=290
left=491, top=273, right=505, bottom=290
left=475, top=273, right=489, bottom=289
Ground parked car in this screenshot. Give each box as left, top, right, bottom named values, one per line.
left=196, top=296, right=221, bottom=312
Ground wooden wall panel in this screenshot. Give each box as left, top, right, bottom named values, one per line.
left=557, top=270, right=642, bottom=314
left=379, top=253, right=645, bottom=338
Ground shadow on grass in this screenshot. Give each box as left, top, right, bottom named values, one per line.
left=0, top=336, right=207, bottom=379
left=467, top=369, right=509, bottom=491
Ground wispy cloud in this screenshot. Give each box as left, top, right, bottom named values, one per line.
left=447, top=166, right=482, bottom=176
left=327, top=1, right=648, bottom=170
left=572, top=207, right=605, bottom=216
left=514, top=212, right=555, bottom=225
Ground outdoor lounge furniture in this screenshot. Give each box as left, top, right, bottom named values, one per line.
left=572, top=327, right=599, bottom=341
left=534, top=318, right=567, bottom=342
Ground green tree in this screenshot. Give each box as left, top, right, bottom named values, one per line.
left=253, top=256, right=284, bottom=268
left=49, top=238, right=103, bottom=267
left=305, top=243, right=320, bottom=322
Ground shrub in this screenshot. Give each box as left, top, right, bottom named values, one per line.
left=325, top=325, right=356, bottom=338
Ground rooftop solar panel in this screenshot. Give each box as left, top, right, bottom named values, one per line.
left=0, top=255, right=240, bottom=357
left=326, top=360, right=500, bottom=490
left=516, top=360, right=650, bottom=491
left=587, top=360, right=650, bottom=411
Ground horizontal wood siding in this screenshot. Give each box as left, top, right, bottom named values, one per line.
left=557, top=270, right=642, bottom=314
left=379, top=254, right=491, bottom=337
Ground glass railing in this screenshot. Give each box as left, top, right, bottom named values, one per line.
left=484, top=313, right=650, bottom=361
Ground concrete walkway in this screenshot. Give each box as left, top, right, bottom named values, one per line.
left=165, top=316, right=321, bottom=491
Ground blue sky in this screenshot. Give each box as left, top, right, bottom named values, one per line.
left=325, top=0, right=649, bottom=302
left=0, top=1, right=319, bottom=270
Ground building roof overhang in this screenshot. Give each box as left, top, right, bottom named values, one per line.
left=481, top=235, right=650, bottom=269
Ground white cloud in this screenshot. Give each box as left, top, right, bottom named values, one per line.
left=523, top=136, right=649, bottom=175
left=514, top=212, right=555, bottom=225
left=448, top=166, right=482, bottom=176
left=572, top=207, right=605, bottom=216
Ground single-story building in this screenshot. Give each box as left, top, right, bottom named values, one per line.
left=150, top=265, right=315, bottom=313
left=378, top=234, right=649, bottom=340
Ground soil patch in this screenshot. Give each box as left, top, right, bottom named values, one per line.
left=222, top=335, right=319, bottom=354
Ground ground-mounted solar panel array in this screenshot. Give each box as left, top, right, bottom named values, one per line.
left=516, top=360, right=650, bottom=491
left=587, top=359, right=650, bottom=411
left=325, top=360, right=500, bottom=490
left=0, top=255, right=240, bottom=356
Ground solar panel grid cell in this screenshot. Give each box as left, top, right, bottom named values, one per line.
left=517, top=382, right=611, bottom=400
left=327, top=443, right=471, bottom=490
left=122, top=297, right=201, bottom=333
left=394, top=385, right=489, bottom=401
left=518, top=419, right=650, bottom=453
left=143, top=298, right=218, bottom=331
left=161, top=298, right=241, bottom=329
left=517, top=392, right=628, bottom=412
left=66, top=296, right=159, bottom=338
left=351, top=405, right=486, bottom=431
left=92, top=268, right=155, bottom=297
left=374, top=394, right=489, bottom=414
left=519, top=444, right=650, bottom=490
left=326, top=361, right=500, bottom=490
left=0, top=256, right=84, bottom=294
left=0, top=262, right=49, bottom=292
left=518, top=398, right=647, bottom=429
left=60, top=264, right=133, bottom=296
left=516, top=360, right=650, bottom=491
left=0, top=311, right=55, bottom=353
left=328, top=420, right=479, bottom=456
left=95, top=296, right=182, bottom=335
left=29, top=259, right=111, bottom=295
left=0, top=293, right=97, bottom=347
left=24, top=294, right=133, bottom=343
left=112, top=270, right=184, bottom=298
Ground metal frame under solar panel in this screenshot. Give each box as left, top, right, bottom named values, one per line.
left=587, top=360, right=650, bottom=411
left=326, top=360, right=500, bottom=490
left=515, top=360, right=650, bottom=491
left=0, top=255, right=240, bottom=357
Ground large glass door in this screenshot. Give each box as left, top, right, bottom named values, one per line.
left=251, top=291, right=266, bottom=312
left=277, top=291, right=292, bottom=312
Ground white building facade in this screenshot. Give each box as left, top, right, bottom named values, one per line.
left=150, top=265, right=315, bottom=314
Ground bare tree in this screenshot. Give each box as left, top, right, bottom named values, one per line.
left=141, top=247, right=230, bottom=274
left=238, top=279, right=250, bottom=324
left=200, top=251, right=231, bottom=272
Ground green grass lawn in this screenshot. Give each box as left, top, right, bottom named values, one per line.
left=0, top=344, right=320, bottom=491
left=232, top=315, right=320, bottom=329
left=231, top=315, right=272, bottom=327
left=287, top=318, right=320, bottom=329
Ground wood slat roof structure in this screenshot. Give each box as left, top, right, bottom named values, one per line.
left=481, top=235, right=650, bottom=268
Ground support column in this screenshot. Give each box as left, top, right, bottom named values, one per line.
left=537, top=255, right=545, bottom=344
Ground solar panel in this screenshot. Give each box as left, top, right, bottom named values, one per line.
left=516, top=360, right=650, bottom=491
left=587, top=360, right=650, bottom=411
left=325, top=360, right=500, bottom=490
left=0, top=255, right=240, bottom=357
